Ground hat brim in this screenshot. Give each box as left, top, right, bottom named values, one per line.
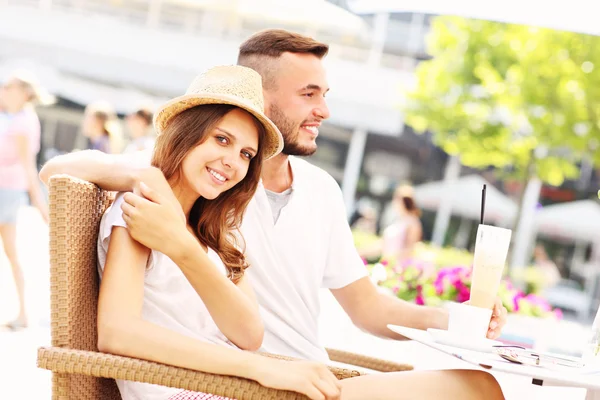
left=154, top=93, right=283, bottom=160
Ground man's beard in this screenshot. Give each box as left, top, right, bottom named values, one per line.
left=268, top=104, right=317, bottom=157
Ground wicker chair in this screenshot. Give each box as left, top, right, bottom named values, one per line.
left=37, top=175, right=412, bottom=400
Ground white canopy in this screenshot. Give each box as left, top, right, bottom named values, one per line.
left=536, top=200, right=600, bottom=243
left=414, top=175, right=517, bottom=224
left=171, top=0, right=369, bottom=37
left=348, top=0, right=600, bottom=37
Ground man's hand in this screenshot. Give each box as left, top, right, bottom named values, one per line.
left=486, top=298, right=508, bottom=340
left=463, top=297, right=508, bottom=339
left=121, top=181, right=191, bottom=259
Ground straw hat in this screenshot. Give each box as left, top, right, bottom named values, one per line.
left=154, top=65, right=283, bottom=160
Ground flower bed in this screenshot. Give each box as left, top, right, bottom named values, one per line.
left=365, top=244, right=562, bottom=319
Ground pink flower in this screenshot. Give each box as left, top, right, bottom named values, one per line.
left=455, top=281, right=471, bottom=303
left=415, top=285, right=425, bottom=305
left=512, top=292, right=526, bottom=312
left=525, top=294, right=552, bottom=312
left=554, top=308, right=563, bottom=319
left=434, top=280, right=445, bottom=295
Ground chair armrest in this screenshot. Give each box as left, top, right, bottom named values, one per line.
left=326, top=348, right=413, bottom=372
left=37, top=347, right=306, bottom=399
left=258, top=352, right=361, bottom=379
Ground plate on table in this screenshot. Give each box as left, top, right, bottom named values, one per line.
left=427, top=328, right=502, bottom=353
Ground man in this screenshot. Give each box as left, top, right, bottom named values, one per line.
left=41, top=30, right=506, bottom=399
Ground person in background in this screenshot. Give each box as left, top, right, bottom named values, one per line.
left=382, top=184, right=423, bottom=265
left=0, top=70, right=50, bottom=330
left=82, top=101, right=120, bottom=154
left=533, top=244, right=561, bottom=289
left=123, top=106, right=155, bottom=154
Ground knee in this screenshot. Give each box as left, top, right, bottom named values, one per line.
left=469, top=370, right=504, bottom=400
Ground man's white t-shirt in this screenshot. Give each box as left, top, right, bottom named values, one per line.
left=241, top=156, right=367, bottom=361
left=130, top=151, right=367, bottom=362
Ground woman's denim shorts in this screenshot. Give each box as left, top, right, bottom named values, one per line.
left=0, top=189, right=27, bottom=224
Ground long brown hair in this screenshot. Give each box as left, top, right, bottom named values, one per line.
left=151, top=104, right=267, bottom=283
left=394, top=185, right=421, bottom=217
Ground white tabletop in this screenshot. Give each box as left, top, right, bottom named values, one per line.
left=388, top=325, right=600, bottom=392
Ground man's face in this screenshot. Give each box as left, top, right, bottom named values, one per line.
left=264, top=52, right=330, bottom=156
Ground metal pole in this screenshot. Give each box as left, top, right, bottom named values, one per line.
left=146, top=0, right=162, bottom=29
left=342, top=128, right=368, bottom=215
left=367, top=12, right=389, bottom=66
left=510, top=177, right=542, bottom=269
left=431, top=155, right=461, bottom=246
left=340, top=11, right=389, bottom=215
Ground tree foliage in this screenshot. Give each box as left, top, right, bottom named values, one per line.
left=405, top=17, right=600, bottom=186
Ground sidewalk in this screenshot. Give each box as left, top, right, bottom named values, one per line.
left=0, top=206, right=593, bottom=399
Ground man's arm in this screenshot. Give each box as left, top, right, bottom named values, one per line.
left=39, top=150, right=141, bottom=191
left=330, top=277, right=448, bottom=340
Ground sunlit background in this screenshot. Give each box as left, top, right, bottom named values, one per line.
left=2, top=1, right=600, bottom=398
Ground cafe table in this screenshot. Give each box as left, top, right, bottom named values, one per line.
left=388, top=325, right=600, bottom=400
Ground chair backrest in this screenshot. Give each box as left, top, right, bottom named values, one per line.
left=48, top=175, right=121, bottom=399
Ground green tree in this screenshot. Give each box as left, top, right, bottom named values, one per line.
left=405, top=17, right=600, bottom=188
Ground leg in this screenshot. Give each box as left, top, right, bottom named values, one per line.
left=340, top=369, right=504, bottom=400
left=587, top=389, right=600, bottom=400
left=0, top=223, right=28, bottom=327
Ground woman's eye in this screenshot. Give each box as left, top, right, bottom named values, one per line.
left=242, top=151, right=254, bottom=160
left=304, top=92, right=314, bottom=98
left=216, top=135, right=228, bottom=144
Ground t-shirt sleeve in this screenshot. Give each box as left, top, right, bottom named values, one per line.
left=321, top=179, right=368, bottom=289
left=98, top=192, right=154, bottom=274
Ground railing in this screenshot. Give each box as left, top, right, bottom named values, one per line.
left=3, top=0, right=427, bottom=70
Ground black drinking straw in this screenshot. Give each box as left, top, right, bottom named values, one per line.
left=480, top=184, right=487, bottom=225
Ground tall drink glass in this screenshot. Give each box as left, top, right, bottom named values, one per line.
left=469, top=224, right=512, bottom=309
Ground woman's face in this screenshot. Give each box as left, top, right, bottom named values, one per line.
left=126, top=113, right=149, bottom=139
left=82, top=111, right=103, bottom=138
left=0, top=79, right=29, bottom=110
left=180, top=108, right=260, bottom=200
left=394, top=194, right=407, bottom=214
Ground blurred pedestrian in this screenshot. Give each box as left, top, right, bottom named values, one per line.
left=123, top=106, right=155, bottom=154
left=82, top=101, right=120, bottom=153
left=382, top=184, right=423, bottom=265
left=0, top=70, right=50, bottom=330
left=533, top=244, right=561, bottom=289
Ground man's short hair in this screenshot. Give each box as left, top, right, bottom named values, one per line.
left=237, top=29, right=329, bottom=89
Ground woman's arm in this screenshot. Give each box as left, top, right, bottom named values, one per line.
left=120, top=186, right=264, bottom=351
left=15, top=134, right=48, bottom=223
left=170, top=234, right=264, bottom=350
left=98, top=227, right=255, bottom=372
left=98, top=227, right=340, bottom=400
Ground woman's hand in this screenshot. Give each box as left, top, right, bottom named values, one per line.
left=252, top=358, right=342, bottom=400
left=121, top=180, right=191, bottom=259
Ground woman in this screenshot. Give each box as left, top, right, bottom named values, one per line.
left=0, top=71, right=49, bottom=330
left=123, top=106, right=155, bottom=153
left=382, top=185, right=423, bottom=265
left=97, top=66, right=341, bottom=400
left=81, top=101, right=120, bottom=153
